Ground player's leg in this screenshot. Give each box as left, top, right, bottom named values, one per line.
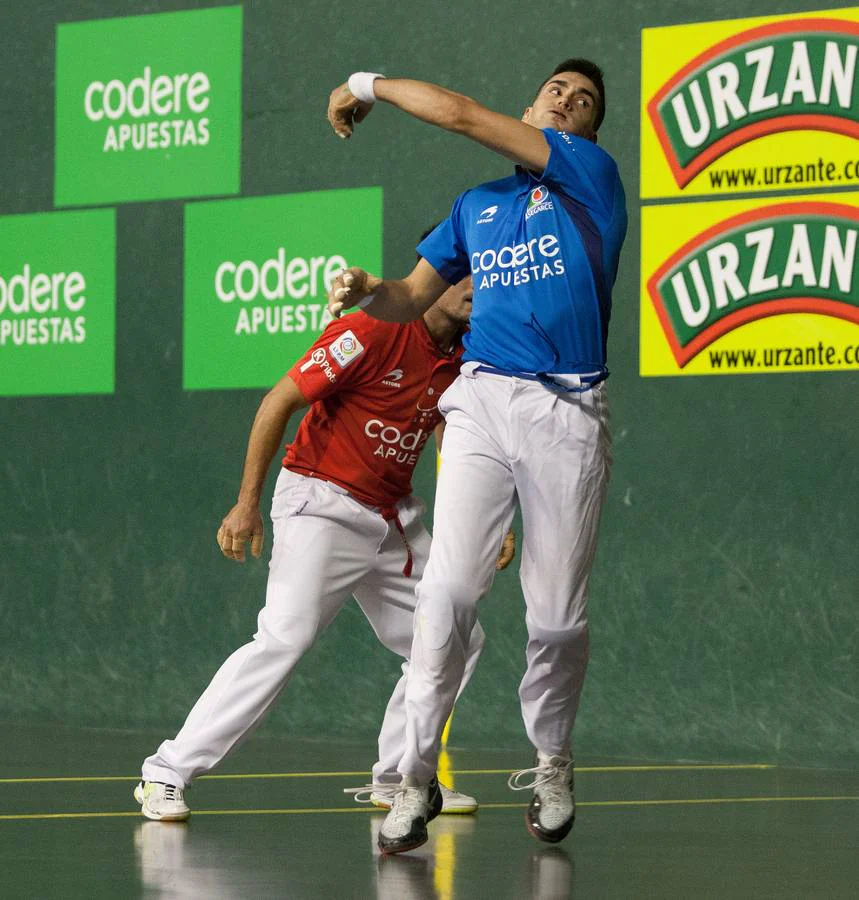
left=379, top=373, right=516, bottom=852
left=509, top=382, right=611, bottom=842
left=137, top=472, right=378, bottom=818
left=350, top=498, right=484, bottom=813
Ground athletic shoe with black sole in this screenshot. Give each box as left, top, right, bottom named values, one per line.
left=345, top=779, right=478, bottom=814
left=508, top=752, right=575, bottom=843
left=377, top=776, right=443, bottom=855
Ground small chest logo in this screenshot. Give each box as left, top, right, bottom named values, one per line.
left=525, top=185, right=553, bottom=220
left=328, top=330, right=365, bottom=368
left=381, top=368, right=404, bottom=388
left=477, top=205, right=499, bottom=224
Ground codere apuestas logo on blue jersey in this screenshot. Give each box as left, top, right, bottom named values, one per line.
left=470, top=234, right=566, bottom=289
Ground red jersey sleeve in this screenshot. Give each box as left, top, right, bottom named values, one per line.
left=288, top=313, right=390, bottom=403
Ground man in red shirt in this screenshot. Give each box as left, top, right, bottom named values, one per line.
left=134, top=273, right=510, bottom=822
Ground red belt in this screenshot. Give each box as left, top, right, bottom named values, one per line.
left=379, top=507, right=414, bottom=577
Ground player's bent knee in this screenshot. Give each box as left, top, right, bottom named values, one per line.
left=528, top=619, right=589, bottom=651
left=412, top=581, right=481, bottom=672
left=256, top=610, right=321, bottom=657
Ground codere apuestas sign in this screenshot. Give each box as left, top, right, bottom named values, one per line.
left=55, top=6, right=241, bottom=206
left=183, top=188, right=383, bottom=391
left=641, top=9, right=859, bottom=198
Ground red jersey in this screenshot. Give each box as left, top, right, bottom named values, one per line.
left=284, top=312, right=463, bottom=507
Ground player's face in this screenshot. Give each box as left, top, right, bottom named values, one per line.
left=523, top=71, right=600, bottom=140
left=435, top=276, right=473, bottom=326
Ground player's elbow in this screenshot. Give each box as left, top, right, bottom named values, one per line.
left=439, top=93, right=481, bottom=135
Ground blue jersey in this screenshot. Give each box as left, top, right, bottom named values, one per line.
left=417, top=128, right=627, bottom=375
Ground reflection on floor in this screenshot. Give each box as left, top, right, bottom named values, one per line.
left=1, top=723, right=857, bottom=898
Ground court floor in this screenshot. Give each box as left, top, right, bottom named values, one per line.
left=1, top=723, right=856, bottom=898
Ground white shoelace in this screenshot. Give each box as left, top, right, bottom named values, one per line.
left=387, top=785, right=427, bottom=831
left=507, top=759, right=573, bottom=793
left=343, top=784, right=378, bottom=803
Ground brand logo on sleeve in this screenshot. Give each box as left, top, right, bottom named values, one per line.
left=525, top=185, right=553, bottom=220
left=328, top=330, right=364, bottom=368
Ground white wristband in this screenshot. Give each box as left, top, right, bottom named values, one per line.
left=347, top=72, right=385, bottom=104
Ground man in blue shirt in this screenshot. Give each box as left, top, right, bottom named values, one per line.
left=326, top=59, right=627, bottom=854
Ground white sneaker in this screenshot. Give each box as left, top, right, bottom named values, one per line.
left=377, top=776, right=442, bottom=855
left=134, top=781, right=190, bottom=822
left=508, top=752, right=574, bottom=843
left=345, top=779, right=478, bottom=814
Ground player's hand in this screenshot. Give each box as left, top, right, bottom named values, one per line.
left=217, top=502, right=264, bottom=563
left=495, top=529, right=516, bottom=571
left=328, top=267, right=374, bottom=318
left=327, top=82, right=373, bottom=140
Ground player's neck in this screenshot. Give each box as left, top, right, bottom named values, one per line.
left=421, top=308, right=462, bottom=354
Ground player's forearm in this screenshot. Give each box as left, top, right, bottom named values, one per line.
left=361, top=275, right=434, bottom=323
left=374, top=79, right=480, bottom=137
left=235, top=392, right=300, bottom=506
left=372, top=79, right=549, bottom=171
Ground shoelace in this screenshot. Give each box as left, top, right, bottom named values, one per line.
left=342, top=784, right=378, bottom=803
left=387, top=785, right=426, bottom=830
left=507, top=759, right=573, bottom=793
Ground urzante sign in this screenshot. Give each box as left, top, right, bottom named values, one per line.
left=183, top=188, right=383, bottom=390
left=0, top=210, right=116, bottom=397
left=640, top=193, right=859, bottom=376
left=55, top=6, right=241, bottom=206
left=641, top=9, right=859, bottom=198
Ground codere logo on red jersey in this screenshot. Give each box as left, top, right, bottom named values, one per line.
left=647, top=201, right=858, bottom=366
left=364, top=419, right=431, bottom=466
left=647, top=19, right=859, bottom=188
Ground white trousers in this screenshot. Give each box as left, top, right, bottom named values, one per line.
left=399, top=364, right=611, bottom=780
left=142, top=469, right=485, bottom=788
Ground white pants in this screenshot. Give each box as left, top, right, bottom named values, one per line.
left=399, top=364, right=611, bottom=780
left=142, top=469, right=485, bottom=788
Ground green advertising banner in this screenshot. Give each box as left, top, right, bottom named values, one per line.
left=183, top=187, right=383, bottom=390
left=0, top=210, right=116, bottom=397
left=55, top=6, right=242, bottom=206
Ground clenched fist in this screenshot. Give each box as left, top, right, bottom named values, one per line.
left=327, top=83, right=373, bottom=140
left=327, top=267, right=380, bottom=318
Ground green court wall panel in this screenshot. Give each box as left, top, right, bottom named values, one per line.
left=1, top=0, right=857, bottom=768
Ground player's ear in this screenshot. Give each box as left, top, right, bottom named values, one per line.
left=522, top=106, right=533, bottom=123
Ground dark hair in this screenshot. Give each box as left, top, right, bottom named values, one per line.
left=534, top=58, right=605, bottom=131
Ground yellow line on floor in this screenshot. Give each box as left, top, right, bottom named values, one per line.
left=1, top=795, right=855, bottom=821
left=0, top=763, right=774, bottom=785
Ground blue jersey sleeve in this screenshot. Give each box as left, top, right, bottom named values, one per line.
left=540, top=128, right=621, bottom=223
left=416, top=194, right=470, bottom=285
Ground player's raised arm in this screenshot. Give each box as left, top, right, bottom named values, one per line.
left=327, top=257, right=450, bottom=321
left=217, top=374, right=308, bottom=563
left=329, top=77, right=550, bottom=172
left=328, top=69, right=601, bottom=175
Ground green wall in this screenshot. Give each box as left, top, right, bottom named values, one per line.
left=1, top=0, right=857, bottom=767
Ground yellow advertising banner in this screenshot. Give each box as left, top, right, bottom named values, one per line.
left=640, top=192, right=859, bottom=376
left=640, top=8, right=859, bottom=199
